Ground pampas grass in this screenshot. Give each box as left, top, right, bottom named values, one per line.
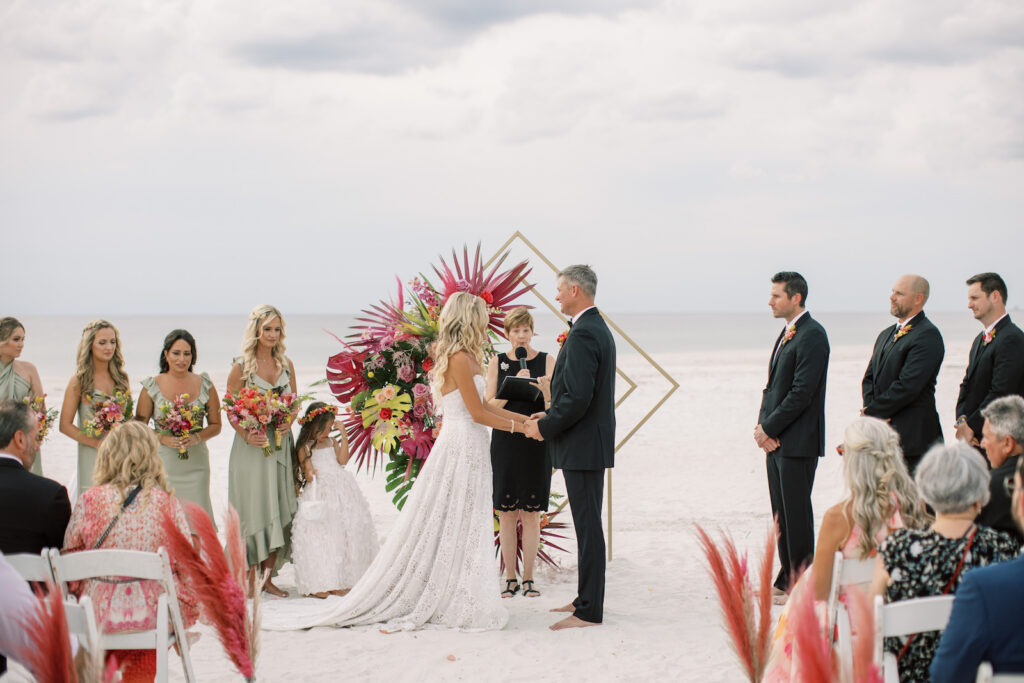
left=845, top=587, right=883, bottom=683
left=161, top=502, right=255, bottom=680
left=789, top=577, right=834, bottom=683
left=19, top=581, right=77, bottom=683
left=695, top=524, right=777, bottom=682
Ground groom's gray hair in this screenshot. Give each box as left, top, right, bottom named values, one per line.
left=559, top=265, right=597, bottom=298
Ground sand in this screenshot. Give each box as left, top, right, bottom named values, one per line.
left=19, top=335, right=973, bottom=682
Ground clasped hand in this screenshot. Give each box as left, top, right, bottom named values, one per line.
left=753, top=424, right=780, bottom=453
left=522, top=411, right=545, bottom=441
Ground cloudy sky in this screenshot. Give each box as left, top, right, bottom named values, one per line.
left=2, top=0, right=1022, bottom=315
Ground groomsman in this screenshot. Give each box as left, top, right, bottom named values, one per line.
left=754, top=272, right=829, bottom=598
left=861, top=274, right=945, bottom=473
left=955, top=273, right=1024, bottom=450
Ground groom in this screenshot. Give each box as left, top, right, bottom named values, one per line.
left=524, top=264, right=616, bottom=631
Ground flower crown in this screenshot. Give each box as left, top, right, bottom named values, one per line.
left=299, top=405, right=337, bottom=424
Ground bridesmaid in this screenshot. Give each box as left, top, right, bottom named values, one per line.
left=0, top=317, right=45, bottom=475
left=135, top=329, right=222, bottom=525
left=227, top=305, right=298, bottom=597
left=58, top=320, right=131, bottom=498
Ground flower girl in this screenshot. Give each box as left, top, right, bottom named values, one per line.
left=291, top=402, right=379, bottom=598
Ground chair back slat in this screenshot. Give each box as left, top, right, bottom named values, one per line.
left=51, top=549, right=166, bottom=583
left=879, top=594, right=955, bottom=638
left=6, top=549, right=55, bottom=582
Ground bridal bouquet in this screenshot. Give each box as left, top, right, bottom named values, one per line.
left=223, top=388, right=273, bottom=456
left=156, top=394, right=207, bottom=459
left=325, top=244, right=532, bottom=509
left=267, top=391, right=312, bottom=450
left=83, top=391, right=133, bottom=438
left=23, top=395, right=59, bottom=443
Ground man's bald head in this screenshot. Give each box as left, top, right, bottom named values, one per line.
left=890, top=274, right=929, bottom=320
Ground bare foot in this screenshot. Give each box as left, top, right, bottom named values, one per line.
left=550, top=615, right=599, bottom=631
left=550, top=603, right=575, bottom=613
left=772, top=593, right=789, bottom=606
left=330, top=588, right=350, bottom=597
left=307, top=592, right=330, bottom=600
left=264, top=580, right=289, bottom=598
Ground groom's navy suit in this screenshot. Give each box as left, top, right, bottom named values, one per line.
left=861, top=311, right=945, bottom=473
left=759, top=311, right=829, bottom=591
left=538, top=307, right=616, bottom=623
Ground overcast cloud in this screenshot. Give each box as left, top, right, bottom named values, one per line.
left=1, top=0, right=1022, bottom=315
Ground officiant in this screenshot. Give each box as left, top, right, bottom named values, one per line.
left=485, top=307, right=556, bottom=599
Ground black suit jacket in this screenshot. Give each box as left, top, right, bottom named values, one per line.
left=978, top=453, right=1024, bottom=545
left=862, top=312, right=945, bottom=461
left=538, top=308, right=616, bottom=471
left=0, top=457, right=72, bottom=555
left=956, top=315, right=1024, bottom=437
left=759, top=312, right=830, bottom=459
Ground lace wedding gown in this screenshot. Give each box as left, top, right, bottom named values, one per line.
left=262, top=375, right=508, bottom=632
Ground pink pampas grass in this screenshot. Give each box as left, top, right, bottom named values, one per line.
left=19, top=581, right=77, bottom=683
left=695, top=524, right=777, bottom=682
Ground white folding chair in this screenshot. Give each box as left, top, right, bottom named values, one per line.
left=827, top=551, right=876, bottom=637
left=63, top=594, right=101, bottom=657
left=976, top=661, right=1024, bottom=682
left=49, top=547, right=196, bottom=683
left=874, top=593, right=955, bottom=683
left=4, top=548, right=56, bottom=583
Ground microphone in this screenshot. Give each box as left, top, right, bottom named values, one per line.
left=514, top=346, right=529, bottom=371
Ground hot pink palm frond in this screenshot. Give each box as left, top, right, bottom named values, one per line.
left=430, top=244, right=533, bottom=336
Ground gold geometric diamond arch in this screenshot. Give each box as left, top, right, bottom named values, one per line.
left=485, top=231, right=679, bottom=560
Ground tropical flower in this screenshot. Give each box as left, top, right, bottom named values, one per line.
left=83, top=391, right=133, bottom=438
left=222, top=388, right=273, bottom=456
left=22, top=396, right=58, bottom=443
left=155, top=394, right=207, bottom=459
left=894, top=324, right=913, bottom=341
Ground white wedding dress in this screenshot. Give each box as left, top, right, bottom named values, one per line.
left=262, top=375, right=508, bottom=632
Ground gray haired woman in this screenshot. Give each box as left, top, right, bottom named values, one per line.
left=871, top=441, right=1020, bottom=683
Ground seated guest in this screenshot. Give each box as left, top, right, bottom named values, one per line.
left=0, top=399, right=71, bottom=555
left=978, top=395, right=1024, bottom=543
left=931, top=455, right=1024, bottom=680
left=871, top=442, right=1020, bottom=683
left=0, top=550, right=38, bottom=676
left=765, top=417, right=929, bottom=681
left=62, top=421, right=198, bottom=682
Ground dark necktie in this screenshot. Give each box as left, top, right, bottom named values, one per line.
left=567, top=319, right=573, bottom=329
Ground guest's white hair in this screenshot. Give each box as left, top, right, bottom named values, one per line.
left=915, top=442, right=991, bottom=514
left=982, top=395, right=1024, bottom=445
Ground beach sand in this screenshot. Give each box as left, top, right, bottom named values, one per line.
left=25, top=337, right=972, bottom=682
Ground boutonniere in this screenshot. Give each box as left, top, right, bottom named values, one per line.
left=556, top=330, right=568, bottom=347
left=983, top=328, right=997, bottom=346
left=500, top=361, right=509, bottom=371
left=781, top=327, right=796, bottom=345
left=894, top=324, right=913, bottom=341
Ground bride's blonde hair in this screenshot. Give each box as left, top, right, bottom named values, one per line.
left=429, top=292, right=489, bottom=398
left=239, top=305, right=287, bottom=382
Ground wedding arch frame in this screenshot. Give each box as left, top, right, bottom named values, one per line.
left=485, top=232, right=679, bottom=560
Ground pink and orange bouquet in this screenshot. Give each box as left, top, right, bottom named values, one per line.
left=82, top=391, right=133, bottom=438
left=222, top=388, right=273, bottom=456
left=267, top=391, right=312, bottom=449
left=157, top=394, right=208, bottom=459
left=23, top=395, right=59, bottom=443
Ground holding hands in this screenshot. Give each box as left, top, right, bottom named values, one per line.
left=523, top=411, right=545, bottom=441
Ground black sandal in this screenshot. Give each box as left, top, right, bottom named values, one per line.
left=522, top=580, right=540, bottom=597
left=501, top=579, right=520, bottom=598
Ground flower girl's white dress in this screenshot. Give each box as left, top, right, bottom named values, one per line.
left=264, top=375, right=507, bottom=632
left=291, top=445, right=379, bottom=595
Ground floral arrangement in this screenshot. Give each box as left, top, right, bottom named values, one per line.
left=223, top=388, right=273, bottom=456
left=556, top=330, right=568, bottom=347
left=156, top=394, right=208, bottom=459
left=894, top=324, right=913, bottom=342
left=984, top=328, right=997, bottom=345
left=326, top=244, right=532, bottom=509
left=299, top=404, right=336, bottom=425
left=82, top=391, right=133, bottom=438
left=23, top=395, right=59, bottom=442
left=782, top=327, right=796, bottom=345
left=267, top=391, right=312, bottom=449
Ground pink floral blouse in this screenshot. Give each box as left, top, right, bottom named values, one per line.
left=62, top=485, right=199, bottom=634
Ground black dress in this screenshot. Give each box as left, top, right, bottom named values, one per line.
left=491, top=351, right=551, bottom=512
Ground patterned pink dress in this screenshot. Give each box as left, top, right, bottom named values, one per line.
left=62, top=485, right=199, bottom=634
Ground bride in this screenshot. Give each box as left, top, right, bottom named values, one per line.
left=262, top=292, right=530, bottom=632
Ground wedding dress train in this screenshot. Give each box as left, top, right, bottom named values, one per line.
left=262, top=375, right=508, bottom=632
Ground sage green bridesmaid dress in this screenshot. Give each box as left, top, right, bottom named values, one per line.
left=75, top=389, right=107, bottom=497
left=0, top=360, right=41, bottom=475
left=227, top=358, right=298, bottom=569
left=141, top=372, right=217, bottom=526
